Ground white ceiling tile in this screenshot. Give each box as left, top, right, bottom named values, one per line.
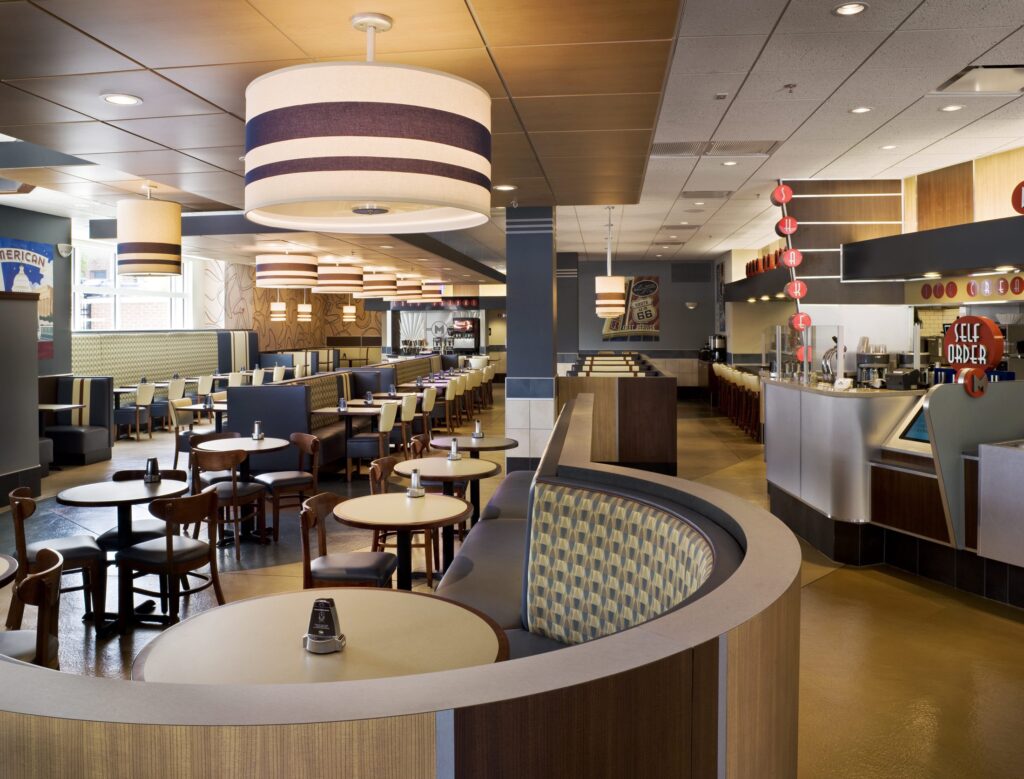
left=775, top=0, right=922, bottom=34
left=919, top=136, right=1018, bottom=156
left=656, top=73, right=746, bottom=141
left=902, top=0, right=1024, bottom=30
left=714, top=98, right=821, bottom=140
left=678, top=0, right=789, bottom=36
left=755, top=31, right=888, bottom=72
left=737, top=69, right=851, bottom=102
left=973, top=27, right=1024, bottom=65
left=865, top=27, right=1017, bottom=70
left=673, top=35, right=767, bottom=74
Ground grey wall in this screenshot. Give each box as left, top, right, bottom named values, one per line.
left=576, top=261, right=715, bottom=354
left=0, top=205, right=72, bottom=376
left=556, top=252, right=579, bottom=356
left=0, top=294, right=42, bottom=497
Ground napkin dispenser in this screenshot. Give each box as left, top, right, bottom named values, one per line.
left=302, top=597, right=345, bottom=654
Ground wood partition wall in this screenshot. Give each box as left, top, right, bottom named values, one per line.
left=0, top=395, right=801, bottom=779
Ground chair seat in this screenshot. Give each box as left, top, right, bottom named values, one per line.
left=212, top=481, right=266, bottom=501
left=97, top=519, right=167, bottom=551
left=114, top=406, right=150, bottom=424
left=26, top=535, right=104, bottom=564
left=0, top=630, right=58, bottom=663
left=254, top=470, right=314, bottom=489
left=311, top=552, right=397, bottom=585
left=116, top=535, right=210, bottom=566
left=199, top=470, right=233, bottom=486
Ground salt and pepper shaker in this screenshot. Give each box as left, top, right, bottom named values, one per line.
left=407, top=468, right=425, bottom=498
left=365, top=390, right=374, bottom=405
left=449, top=438, right=460, bottom=460
left=473, top=419, right=483, bottom=439
left=338, top=396, right=347, bottom=411
left=252, top=420, right=264, bottom=440
left=143, top=457, right=160, bottom=484
left=389, top=383, right=397, bottom=396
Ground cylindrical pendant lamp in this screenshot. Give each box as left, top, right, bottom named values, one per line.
left=390, top=277, right=421, bottom=299
left=595, top=206, right=625, bottom=318
left=312, top=263, right=363, bottom=294
left=116, top=199, right=182, bottom=276
left=420, top=279, right=443, bottom=302
left=342, top=304, right=357, bottom=323
left=269, top=300, right=287, bottom=322
left=255, top=254, right=317, bottom=288
left=363, top=273, right=397, bottom=296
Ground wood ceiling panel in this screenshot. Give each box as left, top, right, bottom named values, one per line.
left=515, top=93, right=661, bottom=133
left=247, top=0, right=482, bottom=57
left=77, top=150, right=221, bottom=176
left=549, top=184, right=644, bottom=206
left=179, top=146, right=246, bottom=173
left=491, top=99, right=522, bottom=135
left=40, top=180, right=127, bottom=197
left=0, top=167, right=89, bottom=185
left=491, top=133, right=544, bottom=180
left=531, top=130, right=652, bottom=158
left=0, top=2, right=137, bottom=78
left=0, top=121, right=162, bottom=154
left=146, top=171, right=244, bottom=194
left=0, top=83, right=88, bottom=124
left=157, top=60, right=310, bottom=118
left=38, top=0, right=307, bottom=68
left=491, top=177, right=554, bottom=207
left=109, top=114, right=244, bottom=150
left=491, top=40, right=673, bottom=97
left=472, top=0, right=680, bottom=47
left=544, top=158, right=645, bottom=184
left=330, top=48, right=506, bottom=98
left=6, top=70, right=219, bottom=120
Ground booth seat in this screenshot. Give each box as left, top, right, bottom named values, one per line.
left=217, top=331, right=258, bottom=374
left=38, top=438, right=53, bottom=478
left=43, top=376, right=114, bottom=465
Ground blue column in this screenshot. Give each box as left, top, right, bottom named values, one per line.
left=556, top=251, right=579, bottom=364
left=504, top=207, right=556, bottom=472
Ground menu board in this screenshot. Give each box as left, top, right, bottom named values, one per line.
left=602, top=276, right=660, bottom=342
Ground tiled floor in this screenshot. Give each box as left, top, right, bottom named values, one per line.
left=4, top=390, right=1024, bottom=776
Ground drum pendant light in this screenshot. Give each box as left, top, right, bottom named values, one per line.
left=420, top=279, right=443, bottom=303
left=595, top=206, right=625, bottom=318
left=116, top=187, right=182, bottom=276
left=243, top=12, right=491, bottom=234
left=255, top=254, right=317, bottom=288
left=297, top=289, right=312, bottom=323
left=362, top=272, right=397, bottom=296
left=312, top=262, right=363, bottom=294
left=389, top=276, right=422, bottom=300
left=342, top=298, right=357, bottom=323
left=270, top=290, right=287, bottom=323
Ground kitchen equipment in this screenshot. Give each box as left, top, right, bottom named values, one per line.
left=856, top=351, right=891, bottom=387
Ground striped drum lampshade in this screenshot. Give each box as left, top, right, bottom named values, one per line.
left=313, top=263, right=363, bottom=294
left=342, top=304, right=357, bottom=323
left=116, top=199, right=182, bottom=276
left=243, top=14, right=491, bottom=234
left=389, top=276, right=421, bottom=300
left=362, top=273, right=397, bottom=296
left=420, top=279, right=443, bottom=302
left=255, top=254, right=317, bottom=288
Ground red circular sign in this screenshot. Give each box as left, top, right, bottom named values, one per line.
left=921, top=284, right=933, bottom=300
left=781, top=248, right=803, bottom=268
left=960, top=367, right=989, bottom=398
left=945, top=281, right=958, bottom=298
left=796, top=345, right=813, bottom=363
left=981, top=279, right=993, bottom=297
left=933, top=282, right=944, bottom=299
left=1012, top=276, right=1024, bottom=295
left=966, top=280, right=978, bottom=297
left=943, top=316, right=1004, bottom=373
left=776, top=216, right=798, bottom=236
left=770, top=184, right=794, bottom=207
left=785, top=280, right=807, bottom=300
left=790, top=312, right=812, bottom=332
left=1012, top=180, right=1024, bottom=215
left=997, top=278, right=1009, bottom=295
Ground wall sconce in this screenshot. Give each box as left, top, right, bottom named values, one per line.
left=685, top=301, right=698, bottom=310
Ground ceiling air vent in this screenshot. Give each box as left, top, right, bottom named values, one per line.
left=938, top=66, right=1024, bottom=94
left=650, top=141, right=707, bottom=157
left=680, top=191, right=733, bottom=199
left=703, top=140, right=780, bottom=156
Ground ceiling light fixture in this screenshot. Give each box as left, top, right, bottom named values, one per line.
left=255, top=254, right=318, bottom=288
left=116, top=186, right=182, bottom=277
left=270, top=291, right=287, bottom=323
left=493, top=184, right=517, bottom=192
left=297, top=290, right=312, bottom=323
left=747, top=297, right=757, bottom=303
left=831, top=2, right=868, bottom=16
left=243, top=12, right=491, bottom=233
left=722, top=161, right=738, bottom=166
left=880, top=144, right=897, bottom=150
left=693, top=201, right=705, bottom=205
left=363, top=272, right=397, bottom=296
left=103, top=93, right=143, bottom=106
left=312, top=262, right=363, bottom=294
left=342, top=300, right=357, bottom=323
left=849, top=106, right=873, bottom=114
left=378, top=244, right=394, bottom=250
left=420, top=279, right=443, bottom=302
left=995, top=265, right=1018, bottom=273
left=923, top=271, right=941, bottom=279
left=940, top=104, right=965, bottom=112
left=595, top=206, right=625, bottom=319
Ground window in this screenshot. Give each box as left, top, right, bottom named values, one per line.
left=72, top=239, right=192, bottom=331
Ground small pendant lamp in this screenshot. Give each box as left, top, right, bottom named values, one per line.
left=269, top=290, right=287, bottom=322
left=297, top=289, right=312, bottom=322
left=116, top=186, right=182, bottom=276
left=342, top=298, right=357, bottom=323
left=595, top=206, right=625, bottom=318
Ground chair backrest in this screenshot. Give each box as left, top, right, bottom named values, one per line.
left=451, top=376, right=464, bottom=397
left=192, top=449, right=247, bottom=500
left=135, top=383, right=156, bottom=406
left=166, top=377, right=187, bottom=401
left=410, top=434, right=430, bottom=458
left=369, top=456, right=398, bottom=494
left=399, top=394, right=417, bottom=423
left=378, top=401, right=399, bottom=433
left=211, top=390, right=228, bottom=403
left=421, top=386, right=437, bottom=414
left=14, top=547, right=62, bottom=667
left=299, top=492, right=344, bottom=586
left=290, top=431, right=321, bottom=476
left=197, top=375, right=214, bottom=395
left=170, top=397, right=194, bottom=427
left=228, top=372, right=244, bottom=387
left=272, top=366, right=286, bottom=382
left=113, top=469, right=188, bottom=482
left=252, top=368, right=265, bottom=386
left=147, top=489, right=218, bottom=561
left=469, top=356, right=488, bottom=370
left=7, top=487, right=35, bottom=568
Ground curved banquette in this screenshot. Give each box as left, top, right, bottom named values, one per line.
left=0, top=394, right=801, bottom=779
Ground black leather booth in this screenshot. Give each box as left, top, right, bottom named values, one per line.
left=44, top=376, right=114, bottom=465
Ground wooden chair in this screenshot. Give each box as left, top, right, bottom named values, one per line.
left=347, top=401, right=399, bottom=478
left=390, top=395, right=419, bottom=458
left=6, top=489, right=106, bottom=630
left=189, top=431, right=241, bottom=489
left=191, top=449, right=267, bottom=561
left=115, top=489, right=225, bottom=631
left=170, top=397, right=197, bottom=469
left=369, top=456, right=438, bottom=586
left=95, top=470, right=191, bottom=554
left=412, top=386, right=438, bottom=436
left=299, top=492, right=398, bottom=589
left=255, top=432, right=320, bottom=542
left=114, top=383, right=155, bottom=440
left=0, top=548, right=63, bottom=668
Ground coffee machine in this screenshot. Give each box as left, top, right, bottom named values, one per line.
left=856, top=351, right=891, bottom=387
left=707, top=335, right=727, bottom=363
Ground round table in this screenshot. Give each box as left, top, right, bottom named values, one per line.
left=57, top=479, right=189, bottom=633
left=334, top=493, right=471, bottom=590
left=396, top=455, right=502, bottom=528
left=0, top=553, right=18, bottom=588
left=133, top=588, right=506, bottom=684
left=194, top=436, right=290, bottom=481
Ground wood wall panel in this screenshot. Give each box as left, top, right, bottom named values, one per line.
left=787, top=179, right=901, bottom=196
left=616, top=376, right=677, bottom=467
left=963, top=458, right=978, bottom=550
left=869, top=465, right=951, bottom=544
left=691, top=638, right=720, bottom=778
left=454, top=652, right=693, bottom=779
left=903, top=175, right=918, bottom=233
left=726, top=575, right=800, bottom=779
left=0, top=711, right=436, bottom=779
left=916, top=161, right=974, bottom=231
left=972, top=146, right=1024, bottom=223
left=557, top=376, right=618, bottom=462
left=786, top=195, right=902, bottom=223
left=794, top=222, right=901, bottom=248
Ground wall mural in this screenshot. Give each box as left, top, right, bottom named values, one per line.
left=224, top=262, right=255, bottom=331
left=0, top=237, right=55, bottom=358
left=201, top=259, right=226, bottom=328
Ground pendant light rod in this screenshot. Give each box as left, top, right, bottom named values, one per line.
left=352, top=13, right=393, bottom=63
left=605, top=206, right=614, bottom=276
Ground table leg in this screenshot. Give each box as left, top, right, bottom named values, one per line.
left=108, top=503, right=157, bottom=635
left=441, top=524, right=455, bottom=573
left=215, top=411, right=224, bottom=433
left=396, top=530, right=412, bottom=591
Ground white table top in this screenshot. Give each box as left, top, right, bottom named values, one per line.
left=333, top=492, right=470, bottom=530
left=194, top=436, right=290, bottom=454
left=57, top=479, right=189, bottom=508
left=0, top=553, right=18, bottom=588
left=180, top=403, right=228, bottom=413
left=133, top=588, right=505, bottom=685
left=394, top=457, right=501, bottom=482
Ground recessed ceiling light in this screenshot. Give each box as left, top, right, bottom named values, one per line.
left=379, top=244, right=394, bottom=249
left=656, top=254, right=663, bottom=258
left=995, top=265, right=1017, bottom=272
left=940, top=104, right=964, bottom=112
left=493, top=184, right=517, bottom=192
left=669, top=235, right=677, bottom=239
left=923, top=271, right=941, bottom=278
left=693, top=201, right=705, bottom=205
left=880, top=144, right=897, bottom=150
left=747, top=297, right=757, bottom=303
left=759, top=295, right=771, bottom=301
left=775, top=292, right=786, bottom=299
left=102, top=93, right=143, bottom=106
left=722, top=161, right=738, bottom=167
left=849, top=106, right=872, bottom=114
left=832, top=2, right=868, bottom=16
left=679, top=221, right=689, bottom=225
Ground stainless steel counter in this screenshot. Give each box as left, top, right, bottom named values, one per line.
left=764, top=379, right=923, bottom=522
left=978, top=439, right=1024, bottom=567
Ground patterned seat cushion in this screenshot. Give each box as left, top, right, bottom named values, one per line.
left=526, top=482, right=715, bottom=646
